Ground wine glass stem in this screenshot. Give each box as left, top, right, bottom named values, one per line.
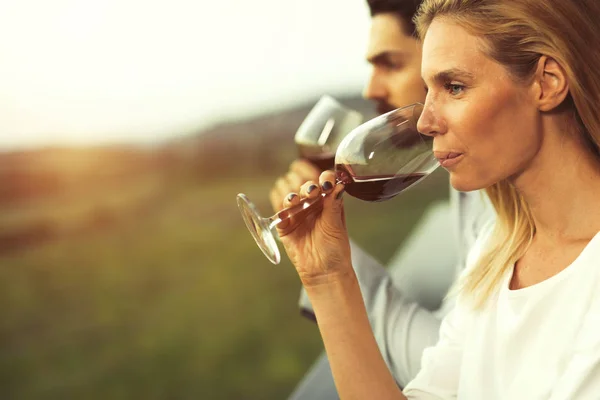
left=267, top=193, right=327, bottom=230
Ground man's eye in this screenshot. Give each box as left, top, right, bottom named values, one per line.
left=382, top=60, right=402, bottom=70
left=444, top=83, right=465, bottom=95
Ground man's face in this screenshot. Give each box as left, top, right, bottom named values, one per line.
left=364, top=13, right=426, bottom=114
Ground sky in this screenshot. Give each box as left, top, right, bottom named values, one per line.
left=0, top=0, right=371, bottom=149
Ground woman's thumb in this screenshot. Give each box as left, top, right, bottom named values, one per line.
left=321, top=183, right=346, bottom=229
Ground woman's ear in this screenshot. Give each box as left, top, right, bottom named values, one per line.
left=532, top=55, right=570, bottom=112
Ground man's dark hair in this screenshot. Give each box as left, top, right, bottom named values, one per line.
left=366, top=0, right=422, bottom=35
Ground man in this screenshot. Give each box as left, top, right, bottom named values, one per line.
left=273, top=1, right=494, bottom=398
left=362, top=0, right=426, bottom=115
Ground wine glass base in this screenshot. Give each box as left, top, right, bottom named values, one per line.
left=236, top=194, right=281, bottom=264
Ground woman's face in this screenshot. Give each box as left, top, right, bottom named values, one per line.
left=418, top=19, right=542, bottom=191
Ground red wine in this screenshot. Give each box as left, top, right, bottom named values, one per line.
left=335, top=164, right=426, bottom=202
left=297, top=144, right=335, bottom=171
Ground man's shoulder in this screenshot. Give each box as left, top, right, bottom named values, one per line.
left=452, top=189, right=495, bottom=225
left=448, top=188, right=496, bottom=268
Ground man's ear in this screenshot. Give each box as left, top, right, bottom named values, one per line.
left=532, top=55, right=570, bottom=112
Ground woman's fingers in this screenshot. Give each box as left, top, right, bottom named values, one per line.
left=277, top=191, right=300, bottom=230
left=299, top=180, right=322, bottom=199
left=319, top=170, right=344, bottom=204
left=276, top=171, right=344, bottom=235
left=320, top=171, right=345, bottom=226
left=270, top=158, right=322, bottom=213
left=319, top=171, right=336, bottom=194
left=270, top=171, right=305, bottom=212
left=283, top=191, right=301, bottom=208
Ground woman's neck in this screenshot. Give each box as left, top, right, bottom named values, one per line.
left=512, top=115, right=600, bottom=245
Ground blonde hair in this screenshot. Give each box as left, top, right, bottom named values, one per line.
left=414, top=0, right=600, bottom=308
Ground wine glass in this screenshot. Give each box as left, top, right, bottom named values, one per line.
left=237, top=103, right=439, bottom=264
left=295, top=95, right=363, bottom=171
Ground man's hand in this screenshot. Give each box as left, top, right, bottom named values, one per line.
left=270, top=159, right=323, bottom=213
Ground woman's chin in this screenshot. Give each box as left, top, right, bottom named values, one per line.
left=449, top=174, right=486, bottom=192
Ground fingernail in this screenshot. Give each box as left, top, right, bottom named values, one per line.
left=307, top=184, right=318, bottom=194
left=321, top=181, right=333, bottom=191
left=336, top=189, right=345, bottom=200
left=287, top=193, right=297, bottom=202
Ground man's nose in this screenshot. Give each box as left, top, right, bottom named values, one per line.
left=363, top=70, right=387, bottom=101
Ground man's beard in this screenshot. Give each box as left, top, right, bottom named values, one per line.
left=376, top=101, right=396, bottom=115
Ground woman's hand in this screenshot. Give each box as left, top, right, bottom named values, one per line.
left=277, top=169, right=350, bottom=287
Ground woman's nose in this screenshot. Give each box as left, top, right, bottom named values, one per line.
left=416, top=101, right=445, bottom=137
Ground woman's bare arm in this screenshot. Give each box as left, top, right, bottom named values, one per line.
left=306, top=269, right=407, bottom=400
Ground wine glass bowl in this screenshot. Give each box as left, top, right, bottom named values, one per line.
left=334, top=103, right=438, bottom=202
left=295, top=95, right=363, bottom=171
left=237, top=102, right=438, bottom=264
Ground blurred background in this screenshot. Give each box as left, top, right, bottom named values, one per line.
left=0, top=0, right=447, bottom=398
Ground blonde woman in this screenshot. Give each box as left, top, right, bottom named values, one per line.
left=276, top=0, right=600, bottom=398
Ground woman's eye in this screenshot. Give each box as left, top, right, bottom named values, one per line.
left=445, top=83, right=465, bottom=95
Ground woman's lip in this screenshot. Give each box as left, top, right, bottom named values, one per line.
left=438, top=153, right=464, bottom=168
left=434, top=151, right=462, bottom=159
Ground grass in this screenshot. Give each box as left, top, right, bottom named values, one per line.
left=0, top=164, right=448, bottom=399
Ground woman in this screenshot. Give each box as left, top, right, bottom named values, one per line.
left=277, top=0, right=600, bottom=398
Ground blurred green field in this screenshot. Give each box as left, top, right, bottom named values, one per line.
left=0, top=160, right=447, bottom=399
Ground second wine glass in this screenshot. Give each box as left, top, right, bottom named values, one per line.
left=295, top=94, right=364, bottom=171
left=237, top=103, right=439, bottom=264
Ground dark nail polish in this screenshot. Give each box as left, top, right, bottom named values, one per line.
left=336, top=189, right=345, bottom=200
left=308, top=184, right=318, bottom=193
left=287, top=193, right=297, bottom=202
left=321, top=181, right=333, bottom=191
